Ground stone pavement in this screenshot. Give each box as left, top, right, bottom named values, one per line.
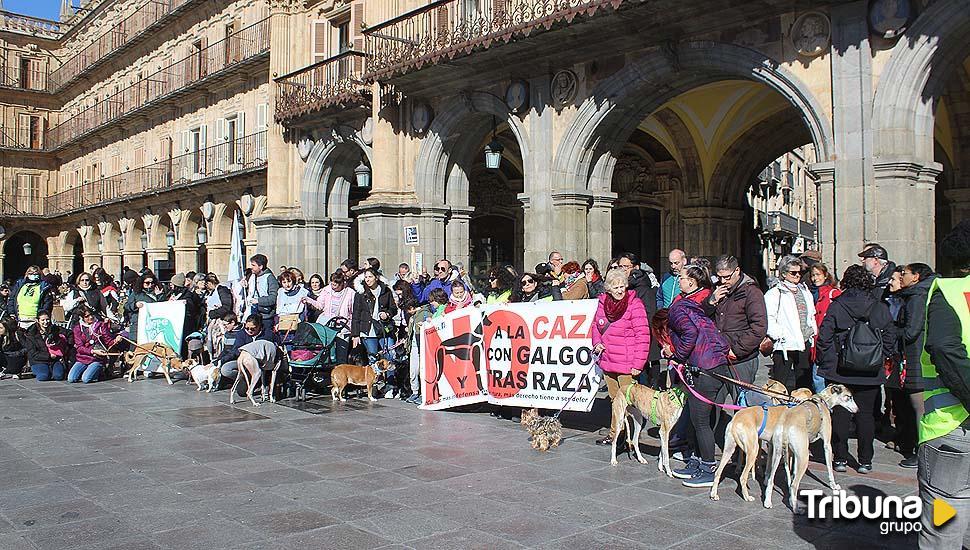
left=0, top=375, right=921, bottom=550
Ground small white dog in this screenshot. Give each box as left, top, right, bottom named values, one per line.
left=188, top=362, right=221, bottom=392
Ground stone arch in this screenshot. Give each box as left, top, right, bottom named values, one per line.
left=2, top=230, right=48, bottom=281
left=555, top=41, right=834, bottom=194
left=708, top=108, right=811, bottom=206
left=414, top=91, right=531, bottom=206
left=650, top=108, right=704, bottom=201
left=871, top=0, right=970, bottom=162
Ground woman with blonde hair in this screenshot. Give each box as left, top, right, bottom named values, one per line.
left=591, top=268, right=650, bottom=447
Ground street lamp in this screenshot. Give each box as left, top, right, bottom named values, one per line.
left=117, top=236, right=125, bottom=251
left=22, top=242, right=32, bottom=256
left=354, top=160, right=371, bottom=189
left=165, top=230, right=176, bottom=248
left=140, top=233, right=148, bottom=250
left=197, top=225, right=208, bottom=245
left=484, top=115, right=503, bottom=170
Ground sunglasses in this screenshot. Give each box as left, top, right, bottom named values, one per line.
left=787, top=270, right=801, bottom=275
left=143, top=281, right=155, bottom=286
left=434, top=266, right=447, bottom=272
left=521, top=279, right=535, bottom=284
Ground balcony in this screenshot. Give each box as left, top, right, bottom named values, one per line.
left=43, top=131, right=266, bottom=216
left=0, top=10, right=63, bottom=39
left=47, top=17, right=269, bottom=152
left=0, top=194, right=44, bottom=217
left=0, top=64, right=50, bottom=92
left=48, top=0, right=205, bottom=92
left=363, top=0, right=627, bottom=81
left=0, top=127, right=44, bottom=150
left=275, top=50, right=369, bottom=124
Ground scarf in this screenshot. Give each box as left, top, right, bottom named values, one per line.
left=603, top=291, right=630, bottom=322
left=449, top=291, right=472, bottom=309
left=564, top=271, right=583, bottom=289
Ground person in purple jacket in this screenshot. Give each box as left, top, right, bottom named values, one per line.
left=664, top=264, right=731, bottom=488
left=591, top=268, right=651, bottom=447
left=69, top=306, right=120, bottom=383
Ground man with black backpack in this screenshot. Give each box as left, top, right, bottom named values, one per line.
left=816, top=264, right=897, bottom=474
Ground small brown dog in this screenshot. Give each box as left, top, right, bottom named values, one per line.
left=123, top=341, right=185, bottom=385
left=330, top=359, right=392, bottom=402
left=711, top=385, right=813, bottom=502
left=520, top=408, right=563, bottom=452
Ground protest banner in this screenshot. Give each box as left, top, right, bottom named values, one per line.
left=420, top=300, right=603, bottom=412
left=137, top=300, right=186, bottom=355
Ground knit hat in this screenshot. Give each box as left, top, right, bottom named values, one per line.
left=170, top=273, right=186, bottom=288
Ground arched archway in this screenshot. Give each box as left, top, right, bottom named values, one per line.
left=3, top=231, right=48, bottom=282
left=553, top=42, right=832, bottom=266
left=412, top=91, right=531, bottom=269
left=302, top=126, right=373, bottom=275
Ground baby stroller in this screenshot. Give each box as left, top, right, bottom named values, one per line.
left=286, top=318, right=345, bottom=401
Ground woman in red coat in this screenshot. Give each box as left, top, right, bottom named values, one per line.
left=591, top=268, right=650, bottom=446
left=810, top=263, right=841, bottom=376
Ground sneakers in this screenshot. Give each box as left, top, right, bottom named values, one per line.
left=405, top=394, right=421, bottom=405
left=833, top=461, right=848, bottom=473
left=899, top=455, right=918, bottom=469
left=682, top=461, right=717, bottom=488
left=672, top=456, right=701, bottom=479
left=857, top=463, right=873, bottom=474
left=383, top=387, right=397, bottom=399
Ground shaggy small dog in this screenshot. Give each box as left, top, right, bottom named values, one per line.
left=520, top=408, right=563, bottom=451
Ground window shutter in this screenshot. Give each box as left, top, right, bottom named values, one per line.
left=200, top=125, right=208, bottom=174
left=256, top=104, right=267, bottom=160
left=215, top=118, right=226, bottom=170
left=236, top=111, right=245, bottom=138
left=17, top=113, right=30, bottom=148
left=313, top=21, right=328, bottom=63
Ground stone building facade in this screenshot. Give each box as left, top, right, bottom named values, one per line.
left=1, top=0, right=967, bottom=282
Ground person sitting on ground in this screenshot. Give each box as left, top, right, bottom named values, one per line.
left=125, top=273, right=164, bottom=339
left=560, top=261, right=590, bottom=300
left=0, top=319, right=27, bottom=380
left=69, top=306, right=120, bottom=384
left=24, top=311, right=68, bottom=381
left=219, top=314, right=270, bottom=389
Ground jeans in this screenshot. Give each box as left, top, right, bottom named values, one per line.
left=362, top=336, right=394, bottom=363
left=687, top=365, right=727, bottom=463
left=220, top=361, right=238, bottom=379
left=31, top=361, right=65, bottom=381
left=604, top=372, right=634, bottom=439
left=770, top=347, right=812, bottom=391
left=919, top=426, right=970, bottom=549
left=829, top=381, right=880, bottom=464
left=68, top=361, right=103, bottom=384
left=409, top=344, right=420, bottom=396
left=811, top=363, right=826, bottom=393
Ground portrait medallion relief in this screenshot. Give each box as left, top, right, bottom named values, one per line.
left=868, top=0, right=913, bottom=39
left=505, top=80, right=529, bottom=114
left=551, top=69, right=578, bottom=108
left=411, top=102, right=433, bottom=134
left=790, top=12, right=831, bottom=57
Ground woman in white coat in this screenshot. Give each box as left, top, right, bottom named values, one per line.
left=765, top=255, right=817, bottom=391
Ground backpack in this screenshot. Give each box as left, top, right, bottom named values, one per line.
left=838, top=300, right=884, bottom=374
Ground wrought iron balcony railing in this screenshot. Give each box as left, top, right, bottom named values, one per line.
left=48, top=0, right=202, bottom=92
left=0, top=193, right=44, bottom=217
left=0, top=10, right=63, bottom=39
left=275, top=50, right=368, bottom=123
left=47, top=17, right=269, bottom=151
left=0, top=64, right=50, bottom=91
left=0, top=126, right=43, bottom=150
left=364, top=0, right=625, bottom=79
left=43, top=131, right=266, bottom=216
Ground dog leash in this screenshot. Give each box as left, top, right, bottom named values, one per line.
left=671, top=362, right=743, bottom=411
left=699, top=367, right=800, bottom=405
left=550, top=351, right=602, bottom=421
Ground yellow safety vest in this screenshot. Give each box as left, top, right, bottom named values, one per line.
left=919, top=276, right=970, bottom=443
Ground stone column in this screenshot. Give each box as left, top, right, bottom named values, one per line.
left=173, top=245, right=199, bottom=273
left=146, top=248, right=170, bottom=274
left=445, top=207, right=473, bottom=271
left=550, top=191, right=591, bottom=264
left=872, top=159, right=941, bottom=265
left=680, top=206, right=744, bottom=258
left=206, top=244, right=231, bottom=280
left=327, top=218, right=352, bottom=274
left=587, top=192, right=617, bottom=266
left=810, top=162, right=836, bottom=267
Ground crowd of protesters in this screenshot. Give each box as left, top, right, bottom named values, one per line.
left=0, top=241, right=932, bottom=488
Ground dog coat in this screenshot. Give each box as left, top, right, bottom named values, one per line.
left=624, top=384, right=685, bottom=426
left=240, top=340, right=279, bottom=371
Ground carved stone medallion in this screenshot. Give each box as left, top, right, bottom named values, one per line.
left=790, top=12, right=831, bottom=57
left=551, top=69, right=578, bottom=108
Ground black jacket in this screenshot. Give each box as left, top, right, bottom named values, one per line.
left=702, top=273, right=767, bottom=362
left=872, top=261, right=898, bottom=303
left=351, top=283, right=397, bottom=337
left=894, top=275, right=936, bottom=390
left=208, top=285, right=236, bottom=320
left=627, top=269, right=660, bottom=361
left=816, top=288, right=897, bottom=386
left=24, top=323, right=68, bottom=364
left=924, top=284, right=970, bottom=412
left=0, top=328, right=26, bottom=374
left=124, top=289, right=163, bottom=337
left=167, top=287, right=204, bottom=335
left=6, top=278, right=53, bottom=319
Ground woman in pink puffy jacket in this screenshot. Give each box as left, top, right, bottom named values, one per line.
left=591, top=268, right=650, bottom=446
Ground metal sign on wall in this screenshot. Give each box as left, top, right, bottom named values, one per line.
left=404, top=225, right=419, bottom=245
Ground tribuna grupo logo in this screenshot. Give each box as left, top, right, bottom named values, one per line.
left=803, top=490, right=955, bottom=535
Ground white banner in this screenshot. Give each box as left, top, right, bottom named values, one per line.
left=137, top=300, right=186, bottom=355
left=420, top=300, right=603, bottom=412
